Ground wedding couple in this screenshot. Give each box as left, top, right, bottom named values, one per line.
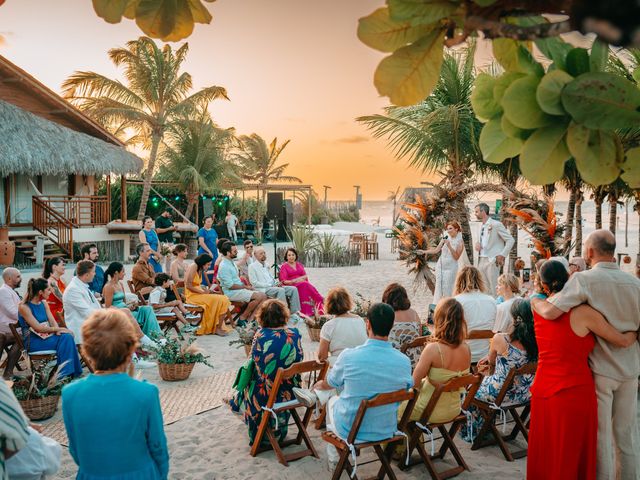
left=419, top=203, right=514, bottom=301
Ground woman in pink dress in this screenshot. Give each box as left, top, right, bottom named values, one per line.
left=279, top=248, right=324, bottom=316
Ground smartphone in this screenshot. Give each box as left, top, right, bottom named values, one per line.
left=427, top=303, right=436, bottom=324
left=522, top=268, right=531, bottom=283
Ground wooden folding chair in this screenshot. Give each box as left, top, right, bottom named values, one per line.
left=470, top=362, right=537, bottom=461
left=401, top=373, right=483, bottom=479
left=466, top=329, right=494, bottom=340
left=170, top=283, right=204, bottom=322
left=400, top=335, right=430, bottom=355
left=9, top=323, right=57, bottom=373
left=251, top=360, right=329, bottom=466
left=133, top=286, right=181, bottom=336
left=322, top=388, right=418, bottom=480
left=213, top=278, right=248, bottom=324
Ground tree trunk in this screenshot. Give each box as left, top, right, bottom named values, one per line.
left=608, top=197, right=617, bottom=234
left=574, top=191, right=583, bottom=256
left=564, top=187, right=577, bottom=256
left=458, top=199, right=474, bottom=266
left=136, top=132, right=162, bottom=221
left=595, top=199, right=603, bottom=229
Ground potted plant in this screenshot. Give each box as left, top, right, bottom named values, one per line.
left=152, top=335, right=213, bottom=381
left=11, top=362, right=71, bottom=421
left=228, top=321, right=259, bottom=356
left=303, top=302, right=332, bottom=342
left=351, top=292, right=374, bottom=318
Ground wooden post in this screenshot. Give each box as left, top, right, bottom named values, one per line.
left=307, top=187, right=311, bottom=225
left=120, top=175, right=127, bottom=222
left=106, top=174, right=112, bottom=222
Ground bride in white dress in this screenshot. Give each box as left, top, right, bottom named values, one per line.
left=418, top=221, right=466, bottom=303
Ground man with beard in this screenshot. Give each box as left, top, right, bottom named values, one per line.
left=0, top=268, right=23, bottom=379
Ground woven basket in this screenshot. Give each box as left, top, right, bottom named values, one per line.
left=158, top=362, right=195, bottom=381
left=20, top=395, right=60, bottom=421
left=307, top=325, right=321, bottom=342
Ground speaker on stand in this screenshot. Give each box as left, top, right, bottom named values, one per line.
left=266, top=192, right=284, bottom=275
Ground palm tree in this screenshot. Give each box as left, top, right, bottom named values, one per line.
left=159, top=108, right=235, bottom=220
left=358, top=46, right=483, bottom=262
left=561, top=161, right=583, bottom=256
left=62, top=36, right=229, bottom=220
left=388, top=186, right=401, bottom=226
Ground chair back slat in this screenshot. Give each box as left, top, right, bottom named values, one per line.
left=263, top=360, right=327, bottom=411
left=493, top=362, right=537, bottom=406
left=126, top=280, right=136, bottom=293
left=418, top=373, right=483, bottom=425
left=400, top=335, right=429, bottom=354
left=466, top=329, right=494, bottom=340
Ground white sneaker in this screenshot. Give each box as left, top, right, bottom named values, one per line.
left=293, top=387, right=318, bottom=408
left=140, top=335, right=158, bottom=349
left=133, top=357, right=156, bottom=369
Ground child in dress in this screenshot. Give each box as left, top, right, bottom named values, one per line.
left=149, top=274, right=198, bottom=333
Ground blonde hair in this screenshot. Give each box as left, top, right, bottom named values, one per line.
left=454, top=266, right=487, bottom=295
left=432, top=298, right=467, bottom=346
left=497, top=273, right=520, bottom=294
left=81, top=309, right=138, bottom=371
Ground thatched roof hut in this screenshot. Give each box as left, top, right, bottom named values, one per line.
left=0, top=99, right=141, bottom=177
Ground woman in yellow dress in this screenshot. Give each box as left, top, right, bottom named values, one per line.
left=185, top=254, right=231, bottom=336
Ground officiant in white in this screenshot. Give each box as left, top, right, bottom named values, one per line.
left=474, top=203, right=515, bottom=296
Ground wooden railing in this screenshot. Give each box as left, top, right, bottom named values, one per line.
left=33, top=195, right=110, bottom=227
left=32, top=196, right=74, bottom=259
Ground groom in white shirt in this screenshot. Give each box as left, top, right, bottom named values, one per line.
left=248, top=247, right=301, bottom=314
left=474, top=203, right=514, bottom=296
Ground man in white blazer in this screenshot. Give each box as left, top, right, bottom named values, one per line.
left=62, top=260, right=101, bottom=344
left=474, top=203, right=515, bottom=296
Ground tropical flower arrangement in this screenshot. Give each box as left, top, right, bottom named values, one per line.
left=12, top=361, right=72, bottom=420
left=151, top=335, right=212, bottom=381
left=351, top=292, right=374, bottom=318
left=158, top=242, right=174, bottom=257
left=228, top=321, right=259, bottom=349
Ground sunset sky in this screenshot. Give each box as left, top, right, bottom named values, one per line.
left=0, top=0, right=446, bottom=201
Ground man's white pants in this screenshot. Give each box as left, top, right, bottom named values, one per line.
left=478, top=257, right=499, bottom=296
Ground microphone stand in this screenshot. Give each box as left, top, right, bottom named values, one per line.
left=272, top=215, right=279, bottom=278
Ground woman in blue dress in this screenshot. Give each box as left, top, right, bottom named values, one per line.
left=229, top=299, right=303, bottom=445
left=139, top=216, right=163, bottom=273
left=102, top=262, right=162, bottom=337
left=460, top=298, right=537, bottom=442
left=17, top=278, right=82, bottom=378
left=63, top=308, right=168, bottom=479
left=197, top=215, right=218, bottom=262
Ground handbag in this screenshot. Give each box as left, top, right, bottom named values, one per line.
left=232, top=358, right=255, bottom=392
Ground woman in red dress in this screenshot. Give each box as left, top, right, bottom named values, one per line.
left=528, top=260, right=637, bottom=480
left=42, top=257, right=66, bottom=323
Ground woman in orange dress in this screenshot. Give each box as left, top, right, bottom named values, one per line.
left=184, top=254, right=231, bottom=336
left=42, top=257, right=66, bottom=323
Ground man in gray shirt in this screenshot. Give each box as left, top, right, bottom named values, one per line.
left=532, top=230, right=640, bottom=480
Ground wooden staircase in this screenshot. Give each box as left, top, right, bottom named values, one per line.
left=12, top=234, right=69, bottom=265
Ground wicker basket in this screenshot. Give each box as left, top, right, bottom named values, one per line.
left=307, top=325, right=321, bottom=342
left=20, top=395, right=60, bottom=421
left=158, top=362, right=195, bottom=381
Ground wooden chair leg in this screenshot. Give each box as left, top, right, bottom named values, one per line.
left=398, top=428, right=421, bottom=470
left=290, top=409, right=318, bottom=457
left=489, top=421, right=514, bottom=461
left=415, top=439, right=441, bottom=480
left=265, top=425, right=289, bottom=466
left=332, top=448, right=351, bottom=480
left=314, top=403, right=327, bottom=430
left=439, top=424, right=470, bottom=472
left=249, top=412, right=270, bottom=458
left=471, top=409, right=497, bottom=450
left=374, top=443, right=398, bottom=480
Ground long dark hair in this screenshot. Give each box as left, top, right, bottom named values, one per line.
left=42, top=257, right=64, bottom=279
left=510, top=299, right=538, bottom=360
left=195, top=254, right=213, bottom=273
left=104, top=262, right=124, bottom=291
left=539, top=260, right=569, bottom=295
left=23, top=278, right=49, bottom=304
left=142, top=215, right=153, bottom=229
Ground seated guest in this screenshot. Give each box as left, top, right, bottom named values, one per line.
left=0, top=267, right=23, bottom=379
left=453, top=266, right=496, bottom=362
left=169, top=243, right=188, bottom=286
left=236, top=239, right=256, bottom=280
left=184, top=254, right=231, bottom=336
left=383, top=283, right=422, bottom=367
left=149, top=273, right=198, bottom=333
left=279, top=247, right=324, bottom=316
left=218, top=241, right=267, bottom=323
left=63, top=260, right=102, bottom=344
left=42, top=257, right=66, bottom=322
left=102, top=262, right=162, bottom=338
left=493, top=273, right=520, bottom=333
left=62, top=309, right=169, bottom=479
left=248, top=246, right=302, bottom=316
left=131, top=243, right=156, bottom=294
left=398, top=298, right=470, bottom=425
left=460, top=299, right=537, bottom=442
left=318, top=287, right=367, bottom=365
left=229, top=300, right=303, bottom=446
left=312, top=303, right=413, bottom=470
left=18, top=278, right=82, bottom=378
left=568, top=256, right=587, bottom=275
left=80, top=243, right=105, bottom=298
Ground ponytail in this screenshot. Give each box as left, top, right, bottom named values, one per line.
left=103, top=262, right=124, bottom=291
left=23, top=278, right=49, bottom=304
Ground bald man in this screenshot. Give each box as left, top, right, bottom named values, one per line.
left=0, top=268, right=23, bottom=379
left=248, top=247, right=302, bottom=316
left=532, top=230, right=640, bottom=480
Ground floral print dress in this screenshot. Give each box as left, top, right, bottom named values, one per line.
left=460, top=338, right=534, bottom=443
left=231, top=327, right=304, bottom=445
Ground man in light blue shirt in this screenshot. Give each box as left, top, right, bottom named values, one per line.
left=217, top=241, right=267, bottom=324
left=314, top=302, right=413, bottom=465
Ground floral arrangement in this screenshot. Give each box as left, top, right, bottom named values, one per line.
left=351, top=292, right=374, bottom=318
left=303, top=301, right=332, bottom=329
left=228, top=321, right=259, bottom=348
left=151, top=335, right=213, bottom=368
left=158, top=242, right=174, bottom=257
left=12, top=361, right=71, bottom=401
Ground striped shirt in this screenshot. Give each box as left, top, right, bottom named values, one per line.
left=0, top=380, right=29, bottom=480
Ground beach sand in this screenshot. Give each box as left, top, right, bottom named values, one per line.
left=21, top=224, right=637, bottom=479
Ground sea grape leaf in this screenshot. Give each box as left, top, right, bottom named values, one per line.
left=566, top=124, right=621, bottom=185
left=566, top=48, right=590, bottom=76
left=92, top=0, right=135, bottom=23
left=520, top=121, right=571, bottom=184
left=493, top=39, right=543, bottom=76
left=357, top=7, right=435, bottom=53
left=561, top=72, right=640, bottom=130
left=471, top=74, right=501, bottom=121
left=479, top=117, right=523, bottom=164
left=589, top=38, right=609, bottom=73
left=536, top=70, right=574, bottom=115
left=535, top=37, right=572, bottom=71
left=621, top=147, right=640, bottom=188
left=374, top=29, right=445, bottom=106
left=492, top=72, right=525, bottom=104
left=502, top=75, right=554, bottom=129
left=387, top=0, right=458, bottom=24
left=501, top=115, right=530, bottom=140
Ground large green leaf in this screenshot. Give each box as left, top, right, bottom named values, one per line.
left=561, top=72, right=640, bottom=130
left=502, top=75, right=554, bottom=129
left=132, top=0, right=213, bottom=41
left=357, top=7, right=435, bottom=53
left=536, top=70, right=573, bottom=115
left=501, top=115, right=530, bottom=140
left=492, top=39, right=543, bottom=76
left=520, top=121, right=571, bottom=184
left=566, top=124, right=621, bottom=185
left=621, top=147, right=640, bottom=188
left=535, top=37, right=572, bottom=71
left=92, top=0, right=134, bottom=23
left=493, top=72, right=525, bottom=104
left=471, top=73, right=501, bottom=121
left=374, top=29, right=445, bottom=106
left=479, top=117, right=523, bottom=164
left=565, top=48, right=590, bottom=76
left=388, top=0, right=458, bottom=24
left=589, top=38, right=609, bottom=73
